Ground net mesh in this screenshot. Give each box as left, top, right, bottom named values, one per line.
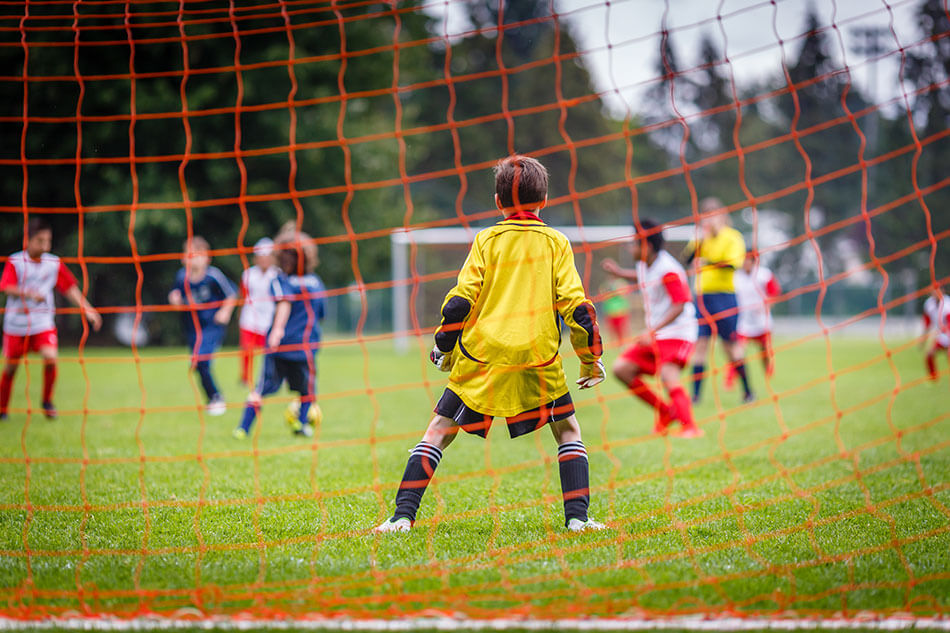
left=0, top=0, right=948, bottom=622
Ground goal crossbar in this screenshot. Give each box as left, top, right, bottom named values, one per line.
left=390, top=225, right=697, bottom=350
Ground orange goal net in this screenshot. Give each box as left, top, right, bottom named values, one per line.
left=0, top=0, right=948, bottom=624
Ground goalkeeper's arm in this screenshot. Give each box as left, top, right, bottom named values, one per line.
left=564, top=301, right=606, bottom=389
left=430, top=294, right=472, bottom=372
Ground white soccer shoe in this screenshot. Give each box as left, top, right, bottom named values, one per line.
left=294, top=424, right=314, bottom=438
left=373, top=517, right=411, bottom=533
left=566, top=517, right=607, bottom=532
left=206, top=396, right=226, bottom=417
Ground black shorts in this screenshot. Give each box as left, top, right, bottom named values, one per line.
left=257, top=354, right=315, bottom=397
left=434, top=388, right=575, bottom=439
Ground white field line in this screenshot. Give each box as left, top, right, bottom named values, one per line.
left=0, top=617, right=948, bottom=631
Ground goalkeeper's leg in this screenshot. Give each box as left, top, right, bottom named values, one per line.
left=549, top=415, right=603, bottom=530
left=377, top=415, right=458, bottom=530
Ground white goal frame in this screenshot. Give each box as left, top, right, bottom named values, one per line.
left=390, top=224, right=697, bottom=351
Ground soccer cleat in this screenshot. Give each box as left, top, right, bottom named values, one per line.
left=566, top=517, right=606, bottom=532
left=232, top=427, right=247, bottom=440
left=0, top=413, right=7, bottom=421
left=294, top=423, right=314, bottom=438
left=373, top=517, right=411, bottom=533
left=42, top=401, right=57, bottom=420
left=677, top=424, right=705, bottom=439
left=653, top=403, right=675, bottom=435
left=742, top=392, right=756, bottom=404
left=206, top=396, right=227, bottom=416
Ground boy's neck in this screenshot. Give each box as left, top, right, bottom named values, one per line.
left=503, top=207, right=542, bottom=220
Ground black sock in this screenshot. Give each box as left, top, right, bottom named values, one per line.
left=735, top=362, right=752, bottom=397
left=691, top=365, right=705, bottom=400
left=393, top=441, right=443, bottom=522
left=558, top=441, right=590, bottom=525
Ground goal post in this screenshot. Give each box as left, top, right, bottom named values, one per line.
left=390, top=224, right=697, bottom=351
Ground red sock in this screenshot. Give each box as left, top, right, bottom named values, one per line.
left=927, top=354, right=937, bottom=380
left=0, top=371, right=14, bottom=414
left=725, top=363, right=736, bottom=387
left=42, top=363, right=57, bottom=404
left=241, top=348, right=253, bottom=385
left=629, top=377, right=671, bottom=416
left=668, top=386, right=695, bottom=428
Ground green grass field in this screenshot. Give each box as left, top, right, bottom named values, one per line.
left=0, top=335, right=948, bottom=620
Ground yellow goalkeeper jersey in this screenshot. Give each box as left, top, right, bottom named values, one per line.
left=690, top=226, right=746, bottom=294
left=436, top=213, right=602, bottom=417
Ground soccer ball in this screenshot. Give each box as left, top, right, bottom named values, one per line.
left=284, top=398, right=322, bottom=428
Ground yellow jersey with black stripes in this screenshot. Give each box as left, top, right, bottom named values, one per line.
left=434, top=213, right=602, bottom=417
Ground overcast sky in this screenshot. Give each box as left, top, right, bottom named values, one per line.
left=431, top=0, right=925, bottom=116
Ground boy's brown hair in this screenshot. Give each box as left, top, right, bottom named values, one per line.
left=275, top=225, right=318, bottom=275
left=183, top=235, right=210, bottom=253
left=494, top=155, right=548, bottom=209
left=27, top=217, right=51, bottom=239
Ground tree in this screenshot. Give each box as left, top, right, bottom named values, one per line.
left=872, top=0, right=950, bottom=290
left=405, top=0, right=631, bottom=227
left=0, top=2, right=438, bottom=342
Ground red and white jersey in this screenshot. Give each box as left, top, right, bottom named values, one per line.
left=1, top=251, right=77, bottom=336
left=239, top=264, right=278, bottom=335
left=636, top=250, right=697, bottom=342
left=735, top=266, right=781, bottom=338
left=923, top=294, right=950, bottom=348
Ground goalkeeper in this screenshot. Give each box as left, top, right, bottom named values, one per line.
left=375, top=155, right=606, bottom=534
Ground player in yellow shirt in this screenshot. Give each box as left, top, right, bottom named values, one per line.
left=685, top=197, right=754, bottom=403
left=374, top=155, right=607, bottom=534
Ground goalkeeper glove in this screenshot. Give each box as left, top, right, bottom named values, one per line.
left=430, top=345, right=455, bottom=372
left=576, top=359, right=606, bottom=389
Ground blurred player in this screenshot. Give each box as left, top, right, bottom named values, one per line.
left=599, top=277, right=631, bottom=343
left=234, top=230, right=326, bottom=439
left=374, top=155, right=606, bottom=533
left=0, top=217, right=102, bottom=420
left=727, top=251, right=781, bottom=386
left=602, top=220, right=701, bottom=438
left=168, top=236, right=237, bottom=416
left=922, top=281, right=949, bottom=382
left=684, top=197, right=753, bottom=403
left=238, top=238, right=278, bottom=387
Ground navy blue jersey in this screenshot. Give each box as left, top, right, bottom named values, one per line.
left=173, top=266, right=237, bottom=332
left=269, top=272, right=326, bottom=361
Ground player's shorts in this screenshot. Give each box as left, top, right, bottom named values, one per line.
left=3, top=329, right=58, bottom=359
left=240, top=328, right=267, bottom=350
left=434, top=388, right=574, bottom=440
left=696, top=292, right=739, bottom=341
left=257, top=353, right=316, bottom=397
left=186, top=323, right=225, bottom=364
left=619, top=338, right=694, bottom=375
